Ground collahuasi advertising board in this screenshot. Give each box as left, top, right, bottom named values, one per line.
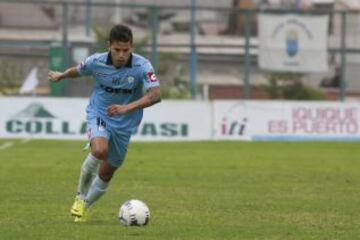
left=0, top=98, right=211, bottom=141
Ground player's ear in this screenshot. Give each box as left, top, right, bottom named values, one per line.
left=107, top=41, right=111, bottom=51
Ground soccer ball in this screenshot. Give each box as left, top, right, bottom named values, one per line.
left=118, top=199, right=150, bottom=226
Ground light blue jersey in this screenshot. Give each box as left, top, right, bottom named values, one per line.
left=77, top=52, right=160, bottom=133
left=77, top=52, right=159, bottom=167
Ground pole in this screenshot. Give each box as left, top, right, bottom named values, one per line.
left=189, top=0, right=198, bottom=98
left=62, top=1, right=69, bottom=96
left=243, top=10, right=251, bottom=99
left=150, top=6, right=159, bottom=71
left=62, top=2, right=69, bottom=69
left=113, top=0, right=122, bottom=24
left=340, top=12, right=347, bottom=101
left=85, top=0, right=91, bottom=37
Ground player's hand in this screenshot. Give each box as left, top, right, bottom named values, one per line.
left=48, top=71, right=63, bottom=82
left=107, top=104, right=130, bottom=117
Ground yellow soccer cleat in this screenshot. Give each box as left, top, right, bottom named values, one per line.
left=74, top=210, right=88, bottom=223
left=70, top=196, right=87, bottom=217
left=74, top=216, right=84, bottom=223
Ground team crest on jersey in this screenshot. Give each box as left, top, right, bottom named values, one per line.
left=147, top=72, right=158, bottom=83
left=127, top=76, right=135, bottom=84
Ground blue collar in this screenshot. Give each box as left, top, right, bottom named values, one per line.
left=106, top=52, right=132, bottom=68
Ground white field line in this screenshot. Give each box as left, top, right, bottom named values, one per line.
left=0, top=138, right=31, bottom=151
left=20, top=138, right=31, bottom=144
left=0, top=141, right=14, bottom=150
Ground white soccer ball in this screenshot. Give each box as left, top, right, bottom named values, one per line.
left=118, top=199, right=150, bottom=226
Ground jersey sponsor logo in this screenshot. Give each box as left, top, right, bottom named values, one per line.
left=100, top=84, right=135, bottom=94
left=147, top=72, right=158, bottom=83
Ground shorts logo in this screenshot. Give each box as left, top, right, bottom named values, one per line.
left=147, top=72, right=158, bottom=83
left=96, top=117, right=106, bottom=132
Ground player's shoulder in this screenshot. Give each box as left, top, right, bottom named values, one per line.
left=131, top=53, right=152, bottom=68
left=87, top=52, right=108, bottom=64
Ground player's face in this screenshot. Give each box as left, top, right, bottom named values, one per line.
left=109, top=41, right=133, bottom=67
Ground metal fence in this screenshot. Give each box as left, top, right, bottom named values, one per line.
left=0, top=0, right=360, bottom=101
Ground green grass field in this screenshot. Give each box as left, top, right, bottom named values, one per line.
left=0, top=139, right=359, bottom=240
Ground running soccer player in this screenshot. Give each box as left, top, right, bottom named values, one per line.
left=48, top=24, right=161, bottom=222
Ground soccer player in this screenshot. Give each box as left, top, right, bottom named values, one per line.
left=48, top=24, right=161, bottom=222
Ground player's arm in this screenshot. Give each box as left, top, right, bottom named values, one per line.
left=107, top=87, right=161, bottom=116
left=48, top=67, right=79, bottom=82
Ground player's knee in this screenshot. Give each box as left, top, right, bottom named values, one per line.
left=91, top=148, right=107, bottom=160
left=99, top=163, right=116, bottom=182
left=99, top=171, right=114, bottom=182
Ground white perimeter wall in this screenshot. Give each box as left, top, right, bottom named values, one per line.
left=1, top=97, right=359, bottom=141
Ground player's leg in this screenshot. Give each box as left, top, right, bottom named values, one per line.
left=71, top=116, right=109, bottom=219
left=84, top=131, right=131, bottom=209
left=84, top=160, right=116, bottom=208
left=70, top=152, right=102, bottom=217
left=76, top=137, right=108, bottom=197
left=76, top=153, right=102, bottom=199
left=72, top=137, right=109, bottom=222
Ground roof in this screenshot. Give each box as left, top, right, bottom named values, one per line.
left=0, top=3, right=57, bottom=29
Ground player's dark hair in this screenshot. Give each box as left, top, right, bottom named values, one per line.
left=109, top=24, right=133, bottom=44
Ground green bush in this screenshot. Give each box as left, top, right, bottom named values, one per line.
left=263, top=73, right=326, bottom=100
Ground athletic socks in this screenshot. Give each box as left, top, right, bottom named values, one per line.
left=76, top=153, right=101, bottom=199
left=85, top=175, right=109, bottom=208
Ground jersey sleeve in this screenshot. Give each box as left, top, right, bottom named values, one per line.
left=141, top=61, right=160, bottom=90
left=76, top=54, right=96, bottom=76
